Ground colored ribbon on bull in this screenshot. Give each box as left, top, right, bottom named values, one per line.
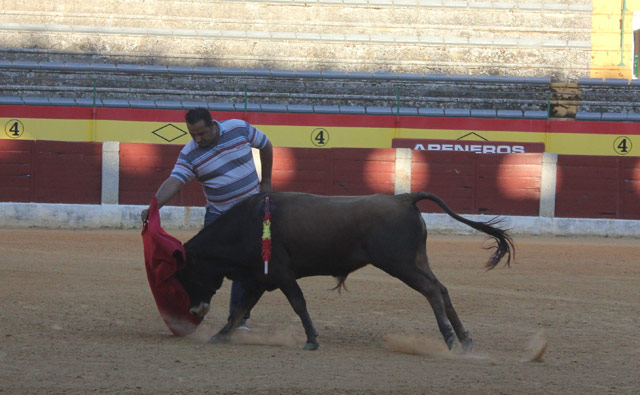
left=261, top=196, right=271, bottom=275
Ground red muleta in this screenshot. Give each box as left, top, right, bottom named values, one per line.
left=141, top=197, right=202, bottom=336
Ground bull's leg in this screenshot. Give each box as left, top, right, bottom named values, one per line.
left=416, top=276, right=457, bottom=350
left=386, top=249, right=474, bottom=353
left=279, top=281, right=319, bottom=350
left=208, top=285, right=265, bottom=344
left=439, top=283, right=474, bottom=353
left=376, top=262, right=457, bottom=350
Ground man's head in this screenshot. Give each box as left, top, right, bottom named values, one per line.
left=185, top=108, right=218, bottom=148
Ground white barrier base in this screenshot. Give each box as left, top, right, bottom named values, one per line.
left=0, top=202, right=638, bottom=238
left=0, top=203, right=205, bottom=230
left=422, top=213, right=640, bottom=238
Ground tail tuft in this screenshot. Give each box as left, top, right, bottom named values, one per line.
left=412, top=192, right=515, bottom=269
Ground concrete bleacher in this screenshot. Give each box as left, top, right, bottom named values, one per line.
left=0, top=60, right=553, bottom=116
left=4, top=59, right=640, bottom=120
left=4, top=0, right=635, bottom=121
left=0, top=0, right=591, bottom=80
left=576, top=78, right=640, bottom=118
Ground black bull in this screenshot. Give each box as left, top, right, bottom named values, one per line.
left=176, top=191, right=514, bottom=351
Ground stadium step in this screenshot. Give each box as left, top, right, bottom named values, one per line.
left=0, top=0, right=592, bottom=79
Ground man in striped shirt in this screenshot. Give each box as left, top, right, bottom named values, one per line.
left=142, top=107, right=273, bottom=330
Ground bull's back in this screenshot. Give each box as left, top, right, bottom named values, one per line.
left=269, top=192, right=425, bottom=261
left=273, top=192, right=401, bottom=229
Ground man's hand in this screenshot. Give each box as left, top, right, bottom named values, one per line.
left=142, top=177, right=183, bottom=224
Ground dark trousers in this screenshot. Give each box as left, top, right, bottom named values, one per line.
left=204, top=208, right=250, bottom=324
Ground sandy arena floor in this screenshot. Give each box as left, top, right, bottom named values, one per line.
left=1, top=228, right=639, bottom=394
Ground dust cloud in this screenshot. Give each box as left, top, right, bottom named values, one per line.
left=521, top=329, right=548, bottom=363
left=383, top=332, right=452, bottom=358
left=187, top=325, right=305, bottom=348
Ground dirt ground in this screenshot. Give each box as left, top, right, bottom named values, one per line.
left=1, top=228, right=639, bottom=394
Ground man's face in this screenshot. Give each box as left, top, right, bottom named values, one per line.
left=187, top=120, right=218, bottom=148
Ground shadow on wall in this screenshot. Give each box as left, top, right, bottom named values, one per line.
left=119, top=145, right=397, bottom=207
left=271, top=147, right=396, bottom=196
left=5, top=139, right=639, bottom=220
left=272, top=147, right=544, bottom=218
left=555, top=156, right=640, bottom=220
left=410, top=151, right=543, bottom=216
left=119, top=142, right=205, bottom=207
left=0, top=139, right=102, bottom=204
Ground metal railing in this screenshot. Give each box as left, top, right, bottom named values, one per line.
left=2, top=61, right=640, bottom=120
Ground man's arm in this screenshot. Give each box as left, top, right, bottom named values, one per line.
left=259, top=140, right=273, bottom=192
left=141, top=176, right=183, bottom=222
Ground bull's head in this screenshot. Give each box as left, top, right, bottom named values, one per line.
left=174, top=250, right=224, bottom=318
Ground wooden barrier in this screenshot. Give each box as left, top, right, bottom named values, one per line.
left=0, top=140, right=32, bottom=202
left=411, top=151, right=542, bottom=216
left=2, top=140, right=640, bottom=220
left=271, top=148, right=396, bottom=196
left=556, top=156, right=640, bottom=219
left=0, top=140, right=102, bottom=204
left=119, top=142, right=204, bottom=206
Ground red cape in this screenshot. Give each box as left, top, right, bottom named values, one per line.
left=141, top=198, right=202, bottom=336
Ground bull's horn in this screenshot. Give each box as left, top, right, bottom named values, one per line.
left=189, top=302, right=210, bottom=318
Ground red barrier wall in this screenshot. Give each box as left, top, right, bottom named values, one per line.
left=272, top=148, right=331, bottom=194
left=330, top=148, right=396, bottom=195
left=4, top=140, right=640, bottom=220
left=0, top=140, right=102, bottom=204
left=119, top=143, right=205, bottom=206
left=272, top=147, right=395, bottom=196
left=117, top=145, right=396, bottom=205
left=411, top=151, right=542, bottom=216
left=556, top=156, right=640, bottom=219
left=0, top=140, right=32, bottom=202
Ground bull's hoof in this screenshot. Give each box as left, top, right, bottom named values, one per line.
left=462, top=338, right=475, bottom=354
left=207, top=335, right=229, bottom=344
left=445, top=334, right=456, bottom=351
left=302, top=342, right=319, bottom=351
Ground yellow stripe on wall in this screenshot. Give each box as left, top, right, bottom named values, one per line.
left=2, top=118, right=93, bottom=142
left=3, top=117, right=639, bottom=157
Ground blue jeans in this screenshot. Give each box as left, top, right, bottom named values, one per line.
left=204, top=208, right=250, bottom=324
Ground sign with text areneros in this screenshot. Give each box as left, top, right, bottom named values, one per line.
left=392, top=138, right=545, bottom=154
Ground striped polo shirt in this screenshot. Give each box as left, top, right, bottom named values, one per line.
left=170, top=119, right=269, bottom=215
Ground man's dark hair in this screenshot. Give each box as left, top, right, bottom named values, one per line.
left=185, top=108, right=213, bottom=126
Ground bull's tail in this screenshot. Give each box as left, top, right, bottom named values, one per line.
left=409, top=192, right=514, bottom=269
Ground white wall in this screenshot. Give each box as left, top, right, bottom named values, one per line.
left=1, top=201, right=638, bottom=237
